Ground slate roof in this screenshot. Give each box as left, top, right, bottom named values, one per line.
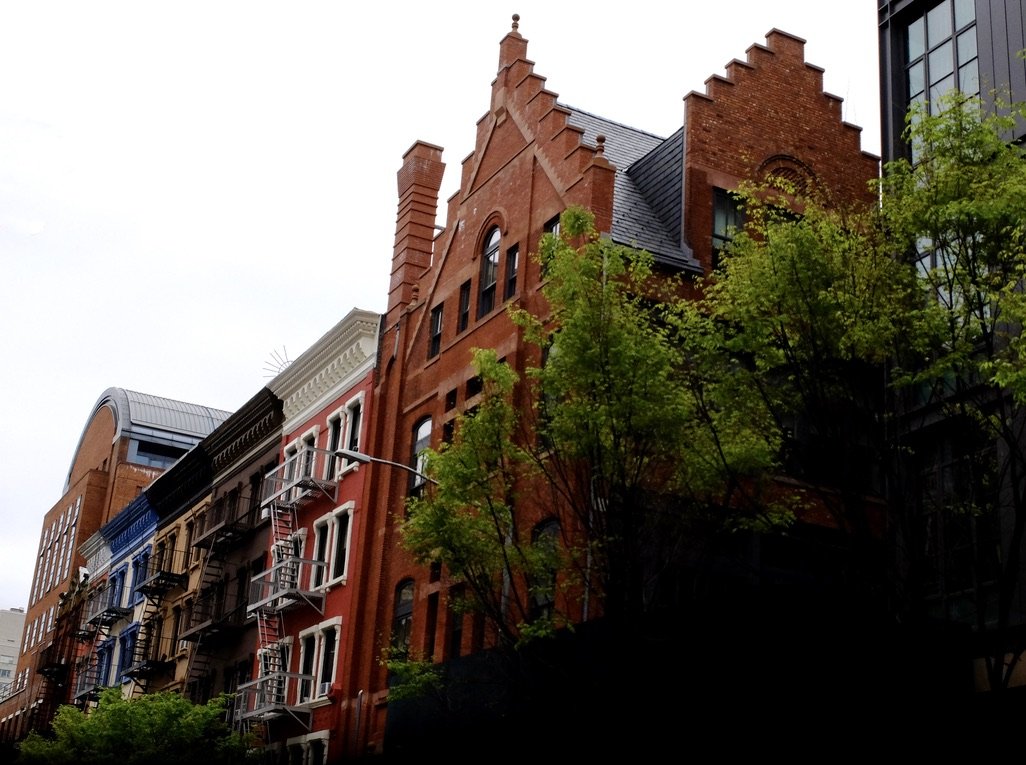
left=565, top=106, right=698, bottom=271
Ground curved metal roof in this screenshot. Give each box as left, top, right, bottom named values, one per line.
left=63, top=387, right=232, bottom=492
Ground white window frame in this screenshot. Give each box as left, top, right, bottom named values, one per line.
left=325, top=394, right=365, bottom=477
left=296, top=617, right=341, bottom=704
left=311, top=502, right=354, bottom=588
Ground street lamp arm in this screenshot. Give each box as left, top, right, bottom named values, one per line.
left=335, top=448, right=438, bottom=486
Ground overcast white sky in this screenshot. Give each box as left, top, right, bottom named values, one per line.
left=0, top=1, right=881, bottom=609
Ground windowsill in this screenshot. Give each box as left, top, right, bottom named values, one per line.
left=315, top=576, right=348, bottom=593
left=302, top=696, right=334, bottom=709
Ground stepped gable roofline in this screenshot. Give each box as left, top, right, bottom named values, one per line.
left=565, top=106, right=697, bottom=270
left=64, top=386, right=233, bottom=492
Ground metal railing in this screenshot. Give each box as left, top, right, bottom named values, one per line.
left=234, top=671, right=314, bottom=722
left=247, top=558, right=326, bottom=614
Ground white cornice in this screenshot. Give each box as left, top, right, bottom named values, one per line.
left=268, top=308, right=380, bottom=430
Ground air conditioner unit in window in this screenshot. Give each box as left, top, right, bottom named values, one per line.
left=318, top=681, right=332, bottom=698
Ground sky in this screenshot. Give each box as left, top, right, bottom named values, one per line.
left=0, top=1, right=881, bottom=610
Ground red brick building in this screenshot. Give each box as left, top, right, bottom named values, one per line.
left=347, top=15, right=879, bottom=758
left=0, top=388, right=229, bottom=745
left=236, top=308, right=379, bottom=762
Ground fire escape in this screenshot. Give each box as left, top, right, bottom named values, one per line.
left=34, top=586, right=88, bottom=734
left=235, top=446, right=335, bottom=730
left=180, top=489, right=257, bottom=702
left=123, top=547, right=187, bottom=694
left=73, top=577, right=132, bottom=705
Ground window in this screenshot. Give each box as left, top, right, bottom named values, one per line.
left=184, top=521, right=194, bottom=565
left=326, top=414, right=343, bottom=478
left=541, top=214, right=562, bottom=276
left=712, top=187, right=743, bottom=270
left=312, top=504, right=353, bottom=587
left=391, top=580, right=414, bottom=661
left=300, top=634, right=315, bottom=701
left=298, top=620, right=340, bottom=701
left=96, top=639, right=114, bottom=688
left=904, top=0, right=977, bottom=157
left=108, top=566, right=127, bottom=610
left=117, top=625, right=139, bottom=680
left=457, top=280, right=471, bottom=332
left=410, top=417, right=432, bottom=494
left=447, top=585, right=465, bottom=658
left=346, top=400, right=362, bottom=453
left=530, top=519, right=561, bottom=621
left=504, top=244, right=519, bottom=301
left=478, top=227, right=500, bottom=317
left=302, top=433, right=317, bottom=479
left=130, top=547, right=151, bottom=604
left=333, top=397, right=364, bottom=470
left=428, top=303, right=444, bottom=358
left=129, top=439, right=187, bottom=469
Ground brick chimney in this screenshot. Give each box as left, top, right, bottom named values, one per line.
left=388, top=141, right=445, bottom=323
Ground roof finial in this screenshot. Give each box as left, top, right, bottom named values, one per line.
left=596, top=134, right=606, bottom=156
left=511, top=13, right=520, bottom=31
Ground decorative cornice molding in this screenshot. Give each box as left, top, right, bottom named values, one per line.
left=268, top=309, right=380, bottom=428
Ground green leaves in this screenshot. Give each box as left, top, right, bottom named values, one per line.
left=17, top=688, right=252, bottom=765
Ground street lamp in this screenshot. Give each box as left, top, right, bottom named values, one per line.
left=334, top=448, right=438, bottom=486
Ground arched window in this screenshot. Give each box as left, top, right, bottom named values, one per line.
left=478, top=227, right=500, bottom=317
left=410, top=417, right=432, bottom=495
left=392, top=579, right=415, bottom=660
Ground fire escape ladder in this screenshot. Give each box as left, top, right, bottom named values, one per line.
left=184, top=545, right=226, bottom=697
left=126, top=593, right=164, bottom=696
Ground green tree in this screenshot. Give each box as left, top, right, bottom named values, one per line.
left=401, top=349, right=548, bottom=649
left=699, top=177, right=927, bottom=606
left=879, top=90, right=1026, bottom=691
left=400, top=207, right=783, bottom=654
left=17, top=687, right=252, bottom=765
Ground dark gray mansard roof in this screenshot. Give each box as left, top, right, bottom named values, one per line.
left=565, top=107, right=698, bottom=271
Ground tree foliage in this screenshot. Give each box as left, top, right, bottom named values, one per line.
left=400, top=207, right=785, bottom=654
left=879, top=91, right=1026, bottom=690
left=17, top=688, right=252, bottom=765
left=398, top=90, right=1026, bottom=698
left=402, top=349, right=549, bottom=648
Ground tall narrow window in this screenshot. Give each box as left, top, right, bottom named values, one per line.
left=478, top=227, right=500, bottom=317
left=530, top=519, right=561, bottom=621
left=313, top=521, right=330, bottom=588
left=331, top=512, right=350, bottom=580
left=346, top=401, right=362, bottom=452
left=392, top=580, right=415, bottom=661
left=302, top=434, right=317, bottom=478
left=504, top=244, right=519, bottom=301
left=428, top=303, right=444, bottom=359
left=326, top=414, right=343, bottom=478
left=410, top=417, right=432, bottom=495
left=319, top=626, right=337, bottom=688
left=457, top=280, right=471, bottom=332
left=712, top=187, right=743, bottom=270
left=300, top=634, right=315, bottom=701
